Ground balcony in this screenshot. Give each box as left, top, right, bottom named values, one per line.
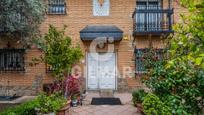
left=133, top=7, right=174, bottom=36
left=0, top=49, right=25, bottom=72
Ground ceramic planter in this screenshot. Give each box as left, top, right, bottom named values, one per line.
left=71, top=99, right=78, bottom=107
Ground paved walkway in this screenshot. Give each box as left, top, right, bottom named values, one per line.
left=69, top=92, right=142, bottom=115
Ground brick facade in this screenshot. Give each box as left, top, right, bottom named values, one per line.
left=0, top=0, right=186, bottom=95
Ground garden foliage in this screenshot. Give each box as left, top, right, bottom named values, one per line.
left=132, top=89, right=147, bottom=106
left=0, top=0, right=45, bottom=44
left=33, top=25, right=83, bottom=79
left=142, top=0, right=204, bottom=114
left=142, top=94, right=172, bottom=115
left=0, top=93, right=66, bottom=115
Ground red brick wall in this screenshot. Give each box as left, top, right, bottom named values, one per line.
left=0, top=0, right=188, bottom=94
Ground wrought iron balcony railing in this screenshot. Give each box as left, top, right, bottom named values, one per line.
left=133, top=8, right=174, bottom=35
left=0, top=49, right=25, bottom=72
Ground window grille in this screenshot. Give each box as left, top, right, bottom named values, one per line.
left=48, top=0, right=66, bottom=14
left=135, top=48, right=165, bottom=73
left=0, top=49, right=25, bottom=71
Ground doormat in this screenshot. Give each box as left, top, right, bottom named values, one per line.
left=91, top=97, right=122, bottom=105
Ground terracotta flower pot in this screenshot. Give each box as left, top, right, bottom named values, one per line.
left=31, top=44, right=37, bottom=49
left=136, top=103, right=144, bottom=113
left=36, top=112, right=55, bottom=115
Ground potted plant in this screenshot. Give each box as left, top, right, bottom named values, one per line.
left=132, top=89, right=147, bottom=113
left=71, top=94, right=78, bottom=107
left=36, top=93, right=66, bottom=115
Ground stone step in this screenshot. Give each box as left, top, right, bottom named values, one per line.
left=99, top=89, right=114, bottom=97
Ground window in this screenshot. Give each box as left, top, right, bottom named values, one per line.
left=0, top=49, right=25, bottom=71
left=135, top=49, right=165, bottom=73
left=135, top=49, right=146, bottom=73
left=48, top=0, right=66, bottom=14
left=136, top=0, right=162, bottom=31
left=93, top=0, right=110, bottom=16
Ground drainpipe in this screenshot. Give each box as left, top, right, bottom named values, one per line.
left=7, top=80, right=10, bottom=96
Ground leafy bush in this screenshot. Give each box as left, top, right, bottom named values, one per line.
left=143, top=58, right=204, bottom=114
left=0, top=93, right=66, bottom=115
left=162, top=95, right=189, bottom=115
left=132, top=89, right=147, bottom=106
left=141, top=1, right=204, bottom=114
left=1, top=0, right=45, bottom=44
left=142, top=94, right=172, bottom=115
left=33, top=25, right=83, bottom=79
left=0, top=99, right=38, bottom=115
left=36, top=93, right=66, bottom=114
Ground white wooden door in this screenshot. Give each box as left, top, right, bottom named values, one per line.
left=87, top=53, right=116, bottom=90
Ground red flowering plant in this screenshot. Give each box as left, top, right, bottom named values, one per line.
left=45, top=74, right=80, bottom=98
left=50, top=81, right=63, bottom=93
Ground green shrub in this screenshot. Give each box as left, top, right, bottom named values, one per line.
left=132, top=89, right=147, bottom=106
left=36, top=93, right=66, bottom=114
left=162, top=95, right=190, bottom=115
left=142, top=93, right=172, bottom=115
left=0, top=99, right=38, bottom=115
left=0, top=93, right=66, bottom=115
left=34, top=25, right=83, bottom=79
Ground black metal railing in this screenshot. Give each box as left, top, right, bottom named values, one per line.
left=48, top=0, right=66, bottom=15
left=0, top=49, right=25, bottom=71
left=133, top=8, right=173, bottom=35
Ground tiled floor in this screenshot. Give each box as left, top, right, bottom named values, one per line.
left=69, top=92, right=142, bottom=115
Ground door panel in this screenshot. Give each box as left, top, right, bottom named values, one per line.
left=98, top=53, right=116, bottom=89
left=87, top=53, right=116, bottom=90
left=87, top=53, right=98, bottom=89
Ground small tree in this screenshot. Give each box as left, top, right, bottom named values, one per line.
left=34, top=25, right=83, bottom=80
left=0, top=0, right=45, bottom=45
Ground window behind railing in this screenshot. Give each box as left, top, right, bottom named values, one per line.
left=136, top=0, right=163, bottom=31
left=48, top=0, right=66, bottom=14
left=0, top=49, right=25, bottom=71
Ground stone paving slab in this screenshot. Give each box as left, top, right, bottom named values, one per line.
left=69, top=92, right=142, bottom=115
left=70, top=105, right=142, bottom=115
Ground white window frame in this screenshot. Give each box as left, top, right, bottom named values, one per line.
left=93, top=0, right=110, bottom=16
